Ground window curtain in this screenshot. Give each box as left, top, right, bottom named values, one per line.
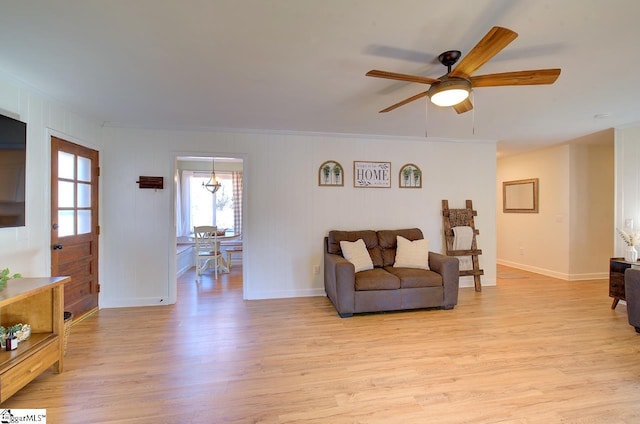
left=232, top=171, right=243, bottom=236
left=175, top=169, right=182, bottom=237
left=179, top=170, right=194, bottom=236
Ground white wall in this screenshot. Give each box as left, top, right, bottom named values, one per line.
left=100, top=128, right=498, bottom=307
left=497, top=144, right=571, bottom=277
left=497, top=131, right=614, bottom=280
left=0, top=73, right=102, bottom=278
left=568, top=134, right=614, bottom=275
left=615, top=125, right=640, bottom=255
left=0, top=71, right=498, bottom=308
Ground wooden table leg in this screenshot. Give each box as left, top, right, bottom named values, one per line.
left=611, top=297, right=620, bottom=309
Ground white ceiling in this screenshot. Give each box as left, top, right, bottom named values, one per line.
left=0, top=0, right=638, bottom=156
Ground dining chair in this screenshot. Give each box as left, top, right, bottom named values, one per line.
left=193, top=226, right=222, bottom=279
left=225, top=239, right=243, bottom=270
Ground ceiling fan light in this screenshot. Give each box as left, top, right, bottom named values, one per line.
left=430, top=89, right=469, bottom=107
left=428, top=78, right=471, bottom=107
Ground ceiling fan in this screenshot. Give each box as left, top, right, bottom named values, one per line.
left=365, top=26, right=561, bottom=114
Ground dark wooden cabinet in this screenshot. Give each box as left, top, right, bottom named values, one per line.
left=610, top=258, right=640, bottom=309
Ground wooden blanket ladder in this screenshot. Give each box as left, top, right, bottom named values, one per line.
left=442, top=199, right=484, bottom=291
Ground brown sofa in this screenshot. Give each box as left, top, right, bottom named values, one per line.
left=625, top=268, right=640, bottom=333
left=324, top=228, right=459, bottom=317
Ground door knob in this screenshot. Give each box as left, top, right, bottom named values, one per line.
left=53, top=244, right=63, bottom=250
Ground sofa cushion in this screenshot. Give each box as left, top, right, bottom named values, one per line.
left=377, top=228, right=424, bottom=266
left=340, top=239, right=374, bottom=272
left=355, top=268, right=400, bottom=291
left=384, top=267, right=443, bottom=288
left=393, top=235, right=430, bottom=270
left=328, top=230, right=383, bottom=267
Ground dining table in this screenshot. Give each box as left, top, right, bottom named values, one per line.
left=177, top=230, right=241, bottom=273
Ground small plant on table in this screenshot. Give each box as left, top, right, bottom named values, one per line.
left=0, top=268, right=21, bottom=291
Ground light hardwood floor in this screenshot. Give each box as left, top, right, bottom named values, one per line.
left=3, top=265, right=640, bottom=423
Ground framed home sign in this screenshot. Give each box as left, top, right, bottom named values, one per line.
left=354, top=161, right=391, bottom=188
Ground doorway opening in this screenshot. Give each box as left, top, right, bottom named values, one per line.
left=174, top=155, right=244, bottom=295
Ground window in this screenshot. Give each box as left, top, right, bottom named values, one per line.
left=187, top=172, right=235, bottom=231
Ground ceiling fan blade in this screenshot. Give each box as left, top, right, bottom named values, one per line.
left=449, top=26, right=518, bottom=79
left=453, top=98, right=473, bottom=114
left=379, top=91, right=428, bottom=113
left=366, top=70, right=439, bottom=85
left=470, top=69, right=561, bottom=87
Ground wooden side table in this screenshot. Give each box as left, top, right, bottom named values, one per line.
left=0, top=276, right=70, bottom=401
left=610, top=258, right=640, bottom=309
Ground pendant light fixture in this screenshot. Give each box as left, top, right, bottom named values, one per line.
left=203, top=158, right=221, bottom=194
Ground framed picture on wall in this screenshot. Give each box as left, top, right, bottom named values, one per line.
left=503, top=178, right=539, bottom=213
left=399, top=163, right=422, bottom=188
left=318, top=160, right=344, bottom=186
left=353, top=161, right=391, bottom=188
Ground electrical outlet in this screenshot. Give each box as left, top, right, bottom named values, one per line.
left=519, top=247, right=525, bottom=255
left=313, top=265, right=320, bottom=274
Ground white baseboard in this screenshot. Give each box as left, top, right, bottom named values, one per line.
left=459, top=275, right=496, bottom=287
left=497, top=259, right=608, bottom=281
left=246, top=277, right=498, bottom=299
left=566, top=272, right=609, bottom=281
left=245, top=288, right=326, bottom=300
left=101, top=297, right=173, bottom=308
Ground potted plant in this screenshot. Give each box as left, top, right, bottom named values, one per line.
left=333, top=164, right=342, bottom=183
left=617, top=228, right=640, bottom=262
left=413, top=168, right=421, bottom=186
left=0, top=268, right=21, bottom=291
left=322, top=164, right=331, bottom=184
left=403, top=167, right=412, bottom=185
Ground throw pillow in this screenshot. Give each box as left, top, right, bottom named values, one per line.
left=340, top=239, right=374, bottom=273
left=393, top=235, right=430, bottom=270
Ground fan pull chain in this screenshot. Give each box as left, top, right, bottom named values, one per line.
left=425, top=98, right=429, bottom=138
left=471, top=92, right=476, bottom=136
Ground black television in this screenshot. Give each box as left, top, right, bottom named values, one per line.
left=0, top=113, right=26, bottom=228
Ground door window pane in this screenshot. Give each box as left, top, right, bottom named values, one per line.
left=78, top=210, right=91, bottom=234
left=77, top=183, right=91, bottom=208
left=58, top=151, right=75, bottom=179
left=77, top=156, right=91, bottom=182
left=58, top=181, right=75, bottom=208
left=58, top=210, right=75, bottom=237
